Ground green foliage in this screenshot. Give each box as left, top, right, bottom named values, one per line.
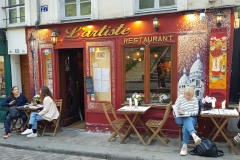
left=126, top=61, right=138, bottom=72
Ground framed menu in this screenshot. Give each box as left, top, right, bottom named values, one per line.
left=90, top=47, right=111, bottom=101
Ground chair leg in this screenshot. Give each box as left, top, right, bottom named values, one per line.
left=159, top=130, right=170, bottom=143
left=147, top=127, right=169, bottom=146
left=108, top=125, right=125, bottom=142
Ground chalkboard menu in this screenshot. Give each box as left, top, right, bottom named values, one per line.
left=85, top=76, right=94, bottom=94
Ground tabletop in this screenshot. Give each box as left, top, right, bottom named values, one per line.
left=201, top=108, right=239, bottom=117
left=117, top=106, right=151, bottom=114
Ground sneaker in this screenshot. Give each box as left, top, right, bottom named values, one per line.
left=234, top=134, right=240, bottom=143
left=180, top=145, right=188, bottom=156
left=21, top=129, right=33, bottom=135
left=27, top=133, right=37, bottom=138
left=3, top=133, right=11, bottom=139
left=193, top=135, right=201, bottom=145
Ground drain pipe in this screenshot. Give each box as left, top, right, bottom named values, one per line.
left=35, top=0, right=40, bottom=27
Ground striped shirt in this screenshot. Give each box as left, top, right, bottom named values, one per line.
left=175, top=95, right=199, bottom=116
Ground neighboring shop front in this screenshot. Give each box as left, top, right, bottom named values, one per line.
left=25, top=8, right=234, bottom=135
left=0, top=30, right=12, bottom=122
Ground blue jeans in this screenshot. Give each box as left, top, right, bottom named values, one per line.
left=175, top=116, right=197, bottom=144
left=29, top=112, right=44, bottom=129
left=4, top=111, right=27, bottom=133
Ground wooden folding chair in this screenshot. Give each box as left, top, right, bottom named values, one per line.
left=41, top=99, right=62, bottom=137
left=145, top=102, right=172, bottom=146
left=102, top=102, right=127, bottom=142
left=11, top=118, right=23, bottom=134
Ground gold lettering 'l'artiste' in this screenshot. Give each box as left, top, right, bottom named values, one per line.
left=65, top=24, right=131, bottom=39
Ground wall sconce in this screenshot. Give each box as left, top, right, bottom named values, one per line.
left=153, top=17, right=159, bottom=31
left=50, top=28, right=60, bottom=45
left=216, top=11, right=223, bottom=27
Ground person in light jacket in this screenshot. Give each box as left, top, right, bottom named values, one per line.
left=174, top=86, right=201, bottom=156
left=21, top=86, right=59, bottom=137
left=233, top=98, right=240, bottom=143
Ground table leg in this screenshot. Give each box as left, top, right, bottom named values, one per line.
left=121, top=114, right=146, bottom=145
left=210, top=117, right=239, bottom=154
left=23, top=110, right=31, bottom=129
left=121, top=114, right=139, bottom=144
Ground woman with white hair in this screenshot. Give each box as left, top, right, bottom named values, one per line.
left=174, top=86, right=201, bottom=156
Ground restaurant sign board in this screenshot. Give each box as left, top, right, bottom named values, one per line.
left=65, top=24, right=131, bottom=39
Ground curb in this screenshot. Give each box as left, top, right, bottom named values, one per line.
left=0, top=143, right=146, bottom=160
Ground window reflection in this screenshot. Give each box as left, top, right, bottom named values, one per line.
left=125, top=47, right=144, bottom=100
left=150, top=46, right=171, bottom=104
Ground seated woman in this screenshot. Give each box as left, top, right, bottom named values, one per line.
left=1, top=86, right=28, bottom=139
left=21, top=86, right=59, bottom=138
left=174, top=86, right=201, bottom=156
left=233, top=99, right=240, bottom=143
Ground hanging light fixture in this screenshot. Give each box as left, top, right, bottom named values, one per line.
left=50, top=28, right=60, bottom=45
left=153, top=17, right=159, bottom=31
left=216, top=11, right=223, bottom=27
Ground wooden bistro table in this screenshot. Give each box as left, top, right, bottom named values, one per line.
left=117, top=105, right=151, bottom=145
left=201, top=108, right=239, bottom=154
left=18, top=105, right=43, bottom=128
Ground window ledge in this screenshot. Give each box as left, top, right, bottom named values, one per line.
left=7, top=23, right=26, bottom=28
left=61, top=16, right=91, bottom=23
left=121, top=102, right=170, bottom=108
left=135, top=7, right=177, bottom=15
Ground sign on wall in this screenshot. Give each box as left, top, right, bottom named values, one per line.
left=209, top=28, right=227, bottom=89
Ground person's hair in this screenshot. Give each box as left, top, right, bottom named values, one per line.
left=183, top=86, right=195, bottom=98
left=40, top=86, right=54, bottom=103
left=10, top=86, right=19, bottom=99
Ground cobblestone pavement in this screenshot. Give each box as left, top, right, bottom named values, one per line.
left=0, top=146, right=106, bottom=160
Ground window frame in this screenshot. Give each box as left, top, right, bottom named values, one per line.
left=121, top=43, right=176, bottom=105
left=62, top=0, right=91, bottom=20
left=135, top=0, right=177, bottom=14
left=6, top=0, right=25, bottom=25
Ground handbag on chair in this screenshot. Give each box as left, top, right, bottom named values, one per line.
left=9, top=106, right=22, bottom=119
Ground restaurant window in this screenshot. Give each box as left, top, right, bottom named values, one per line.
left=90, top=47, right=111, bottom=101
left=64, top=0, right=91, bottom=18
left=8, top=0, right=25, bottom=24
left=124, top=46, right=172, bottom=104
left=136, top=0, right=176, bottom=12
left=0, top=56, right=6, bottom=98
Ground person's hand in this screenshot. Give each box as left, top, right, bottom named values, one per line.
left=178, top=109, right=185, bottom=115
left=9, top=100, right=16, bottom=105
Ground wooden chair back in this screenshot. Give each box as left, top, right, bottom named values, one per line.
left=160, top=102, right=172, bottom=126
left=55, top=99, right=62, bottom=117
left=42, top=99, right=62, bottom=137
left=102, top=101, right=127, bottom=142
left=102, top=102, right=118, bottom=122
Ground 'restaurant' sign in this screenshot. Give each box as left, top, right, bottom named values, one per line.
left=123, top=35, right=174, bottom=44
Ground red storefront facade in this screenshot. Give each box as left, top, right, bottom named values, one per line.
left=25, top=8, right=234, bottom=136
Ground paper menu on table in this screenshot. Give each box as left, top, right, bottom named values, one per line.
left=201, top=109, right=219, bottom=115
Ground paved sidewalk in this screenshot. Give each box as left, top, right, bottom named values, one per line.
left=0, top=123, right=239, bottom=160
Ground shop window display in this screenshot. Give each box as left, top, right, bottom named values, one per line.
left=124, top=46, right=171, bottom=104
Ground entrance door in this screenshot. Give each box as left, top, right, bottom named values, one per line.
left=59, top=49, right=84, bottom=126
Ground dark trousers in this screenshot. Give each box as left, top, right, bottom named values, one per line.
left=4, top=111, right=27, bottom=133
